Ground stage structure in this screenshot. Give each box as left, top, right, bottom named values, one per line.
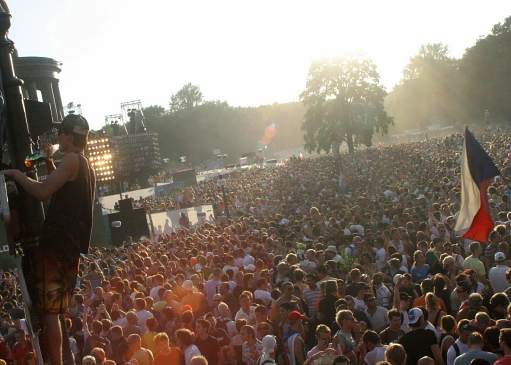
left=86, top=137, right=115, bottom=183
left=14, top=56, right=64, bottom=122
left=102, top=100, right=161, bottom=187
left=120, top=99, right=146, bottom=134
left=105, top=113, right=126, bottom=136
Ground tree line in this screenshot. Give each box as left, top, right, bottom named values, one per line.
left=142, top=87, right=304, bottom=165
left=386, top=16, right=511, bottom=131
left=141, top=15, right=511, bottom=160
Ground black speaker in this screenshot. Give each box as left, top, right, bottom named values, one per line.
left=172, top=169, right=197, bottom=186
left=108, top=212, right=124, bottom=246
left=25, top=99, right=53, bottom=138
left=107, top=208, right=150, bottom=246
left=126, top=208, right=150, bottom=238
left=118, top=198, right=133, bottom=212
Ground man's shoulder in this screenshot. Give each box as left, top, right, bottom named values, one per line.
left=59, top=152, right=81, bottom=171
left=376, top=305, right=387, bottom=312
left=405, top=328, right=435, bottom=340
left=379, top=326, right=391, bottom=335
left=62, top=151, right=81, bottom=163
left=495, top=356, right=511, bottom=365
left=478, top=350, right=498, bottom=360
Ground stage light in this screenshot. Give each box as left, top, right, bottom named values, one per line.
left=86, top=137, right=115, bottom=183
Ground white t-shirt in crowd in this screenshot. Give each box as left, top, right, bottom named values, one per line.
left=254, top=289, right=273, bottom=305
left=375, top=284, right=392, bottom=308
left=375, top=248, right=386, bottom=271
left=364, top=345, right=386, bottom=365
left=332, top=254, right=343, bottom=263
left=136, top=309, right=154, bottom=333
left=184, top=344, right=202, bottom=365
left=489, top=264, right=510, bottom=293
left=113, top=316, right=128, bottom=328
left=353, top=297, right=367, bottom=312
left=365, top=306, right=389, bottom=332
left=350, top=224, right=365, bottom=236
left=149, top=285, right=163, bottom=301
left=300, top=259, right=317, bottom=273
left=235, top=306, right=256, bottom=324
left=223, top=265, right=239, bottom=275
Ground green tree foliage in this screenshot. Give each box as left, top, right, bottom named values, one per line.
left=143, top=86, right=305, bottom=165
left=300, top=58, right=392, bottom=154
left=385, top=43, right=460, bottom=130
left=169, top=83, right=204, bottom=112
left=387, top=16, right=511, bottom=129
left=459, top=16, right=511, bottom=123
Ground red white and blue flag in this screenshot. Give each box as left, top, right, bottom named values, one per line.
left=454, top=128, right=500, bottom=242
left=455, top=128, right=500, bottom=242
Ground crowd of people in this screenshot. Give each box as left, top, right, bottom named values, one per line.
left=2, top=128, right=511, bottom=365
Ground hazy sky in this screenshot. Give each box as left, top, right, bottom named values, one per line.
left=8, top=0, right=511, bottom=129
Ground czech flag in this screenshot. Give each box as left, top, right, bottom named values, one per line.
left=454, top=128, right=500, bottom=242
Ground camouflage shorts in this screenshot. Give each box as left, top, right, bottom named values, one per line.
left=23, top=246, right=80, bottom=316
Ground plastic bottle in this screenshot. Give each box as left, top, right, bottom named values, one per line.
left=24, top=144, right=59, bottom=169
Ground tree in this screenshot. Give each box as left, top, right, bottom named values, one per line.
left=491, top=15, right=511, bottom=36
left=385, top=43, right=461, bottom=130
left=142, top=98, right=305, bottom=165
left=143, top=105, right=166, bottom=130
left=169, top=83, right=203, bottom=112
left=403, top=43, right=455, bottom=80
left=459, top=16, right=511, bottom=123
left=300, top=58, right=392, bottom=154
left=143, top=105, right=165, bottom=120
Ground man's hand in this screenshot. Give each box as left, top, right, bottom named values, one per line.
left=42, top=144, right=54, bottom=160
left=2, top=169, right=23, bottom=181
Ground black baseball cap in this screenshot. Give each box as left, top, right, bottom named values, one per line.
left=54, top=114, right=89, bottom=136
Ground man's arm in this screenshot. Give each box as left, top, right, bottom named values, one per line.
left=431, top=344, right=444, bottom=365
left=3, top=153, right=78, bottom=201
left=392, top=284, right=400, bottom=309
left=43, top=144, right=56, bottom=173
left=45, top=158, right=56, bottom=174
left=294, top=336, right=305, bottom=365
